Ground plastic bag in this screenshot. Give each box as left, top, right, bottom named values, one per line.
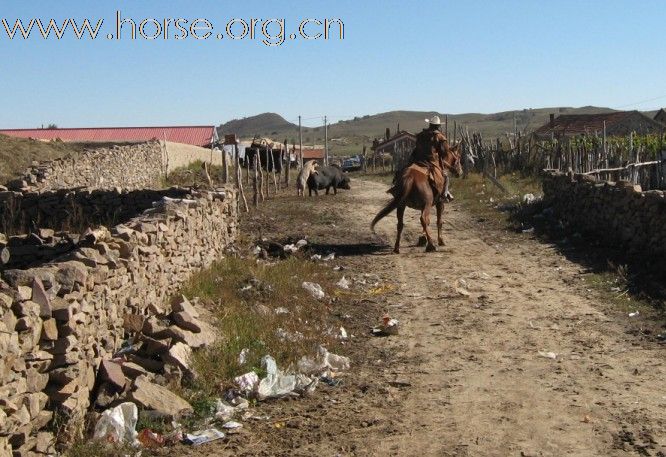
left=302, top=282, right=325, bottom=300
left=93, top=402, right=139, bottom=445
left=257, top=356, right=298, bottom=400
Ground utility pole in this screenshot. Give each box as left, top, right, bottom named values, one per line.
left=298, top=115, right=303, bottom=169
left=324, top=115, right=329, bottom=166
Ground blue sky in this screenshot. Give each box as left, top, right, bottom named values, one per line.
left=1, top=0, right=664, bottom=128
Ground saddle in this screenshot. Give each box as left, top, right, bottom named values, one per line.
left=387, top=162, right=447, bottom=200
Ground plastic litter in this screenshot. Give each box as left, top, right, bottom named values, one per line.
left=628, top=311, right=640, bottom=317
left=214, top=399, right=248, bottom=422
left=234, top=371, right=259, bottom=394
left=339, top=327, right=348, bottom=340
left=274, top=307, right=290, bottom=315
left=238, top=348, right=250, bottom=365
left=322, top=253, right=336, bottom=261
left=137, top=429, right=165, bottom=448
left=337, top=277, right=351, bottom=289
left=184, top=428, right=225, bottom=446
left=283, top=244, right=298, bottom=254
left=297, top=346, right=351, bottom=375
left=256, top=355, right=319, bottom=400
left=302, top=282, right=325, bottom=299
left=372, top=316, right=400, bottom=336
left=257, top=355, right=299, bottom=400
left=538, top=351, right=558, bottom=360
left=522, top=227, right=535, bottom=234
left=296, top=239, right=308, bottom=248
left=523, top=193, right=536, bottom=205
left=222, top=421, right=243, bottom=430
left=93, top=402, right=139, bottom=445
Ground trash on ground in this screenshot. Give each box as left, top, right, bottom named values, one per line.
left=538, top=351, right=558, bottom=360
left=297, top=346, right=351, bottom=375
left=138, top=428, right=165, bottom=448
left=302, top=281, right=325, bottom=299
left=522, top=227, right=535, bottom=234
left=339, top=326, right=348, bottom=339
left=93, top=402, right=139, bottom=445
left=628, top=311, right=640, bottom=317
left=322, top=253, right=336, bottom=261
left=238, top=348, right=250, bottom=365
left=372, top=316, right=400, bottom=336
left=523, top=193, right=536, bottom=205
left=320, top=375, right=342, bottom=387
left=222, top=421, right=243, bottom=430
left=215, top=399, right=248, bottom=422
left=257, top=355, right=316, bottom=400
left=234, top=371, right=259, bottom=394
left=184, top=428, right=225, bottom=446
left=337, top=276, right=351, bottom=289
left=283, top=244, right=299, bottom=254
left=296, top=239, right=308, bottom=248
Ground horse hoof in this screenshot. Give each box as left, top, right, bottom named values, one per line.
left=393, top=248, right=400, bottom=254
left=438, top=239, right=446, bottom=246
left=416, top=236, right=427, bottom=247
left=425, top=244, right=437, bottom=253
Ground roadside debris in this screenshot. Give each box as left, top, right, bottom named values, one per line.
left=337, top=276, right=351, bottom=289
left=538, top=351, right=558, bottom=360
left=137, top=428, right=165, bottom=448
left=628, top=311, right=640, bottom=318
left=302, top=281, right=325, bottom=299
left=372, top=316, right=400, bottom=336
left=93, top=402, right=139, bottom=445
left=184, top=428, right=225, bottom=446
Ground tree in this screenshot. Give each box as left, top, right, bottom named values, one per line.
left=46, top=123, right=58, bottom=129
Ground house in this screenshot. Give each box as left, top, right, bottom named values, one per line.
left=533, top=111, right=664, bottom=139
left=371, top=131, right=416, bottom=168
left=654, top=108, right=666, bottom=126
left=0, top=126, right=218, bottom=148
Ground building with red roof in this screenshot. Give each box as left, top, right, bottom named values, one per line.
left=0, top=126, right=217, bottom=148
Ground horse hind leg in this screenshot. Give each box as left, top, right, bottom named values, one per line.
left=436, top=200, right=445, bottom=246
left=420, top=207, right=436, bottom=252
left=394, top=205, right=405, bottom=254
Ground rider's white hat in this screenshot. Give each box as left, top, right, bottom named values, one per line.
left=425, top=115, right=443, bottom=126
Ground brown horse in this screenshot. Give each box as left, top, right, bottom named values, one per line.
left=371, top=143, right=462, bottom=253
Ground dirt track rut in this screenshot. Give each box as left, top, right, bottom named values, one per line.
left=349, top=179, right=666, bottom=456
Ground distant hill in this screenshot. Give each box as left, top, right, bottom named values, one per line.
left=217, top=106, right=627, bottom=156
left=217, top=113, right=298, bottom=140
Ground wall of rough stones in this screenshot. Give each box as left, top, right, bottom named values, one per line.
left=0, top=188, right=238, bottom=455
left=542, top=171, right=666, bottom=258
left=0, top=186, right=191, bottom=236
left=8, top=142, right=166, bottom=192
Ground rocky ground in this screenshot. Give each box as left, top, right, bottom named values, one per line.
left=161, top=178, right=666, bottom=457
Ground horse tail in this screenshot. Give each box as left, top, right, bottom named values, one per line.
left=371, top=172, right=414, bottom=232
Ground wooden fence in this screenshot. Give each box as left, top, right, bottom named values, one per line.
left=457, top=126, right=666, bottom=191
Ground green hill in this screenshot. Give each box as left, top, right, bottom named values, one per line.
left=217, top=106, right=623, bottom=156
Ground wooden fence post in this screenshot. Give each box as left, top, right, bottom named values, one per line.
left=235, top=144, right=249, bottom=212
left=253, top=154, right=259, bottom=207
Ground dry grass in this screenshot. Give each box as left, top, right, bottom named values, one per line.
left=181, top=256, right=342, bottom=397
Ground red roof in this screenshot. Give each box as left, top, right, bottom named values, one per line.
left=0, top=126, right=216, bottom=147
left=302, top=148, right=325, bottom=159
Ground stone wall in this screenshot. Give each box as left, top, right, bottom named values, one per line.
left=164, top=142, right=223, bottom=173
left=542, top=171, right=666, bottom=258
left=5, top=141, right=225, bottom=193
left=0, top=188, right=238, bottom=455
left=10, top=142, right=165, bottom=192
left=0, top=186, right=191, bottom=238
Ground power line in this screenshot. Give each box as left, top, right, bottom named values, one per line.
left=615, top=93, right=666, bottom=109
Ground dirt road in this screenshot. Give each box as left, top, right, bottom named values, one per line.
left=185, top=179, right=666, bottom=457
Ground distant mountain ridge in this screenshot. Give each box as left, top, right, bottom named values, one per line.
left=217, top=106, right=658, bottom=156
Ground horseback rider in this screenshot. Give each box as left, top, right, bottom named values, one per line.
left=406, top=115, right=454, bottom=201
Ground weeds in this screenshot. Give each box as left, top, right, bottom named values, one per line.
left=181, top=256, right=341, bottom=397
